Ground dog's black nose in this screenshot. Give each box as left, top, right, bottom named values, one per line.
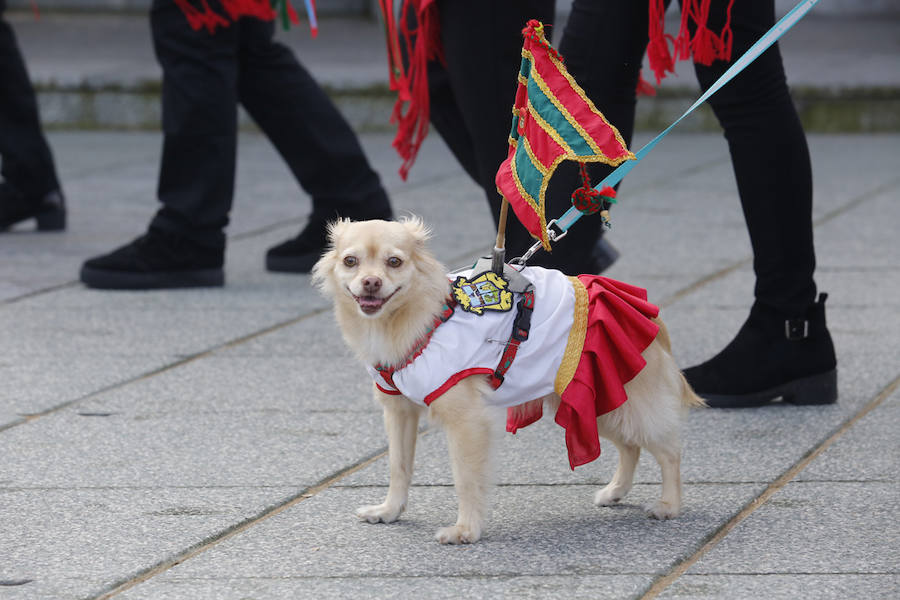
left=362, top=277, right=382, bottom=294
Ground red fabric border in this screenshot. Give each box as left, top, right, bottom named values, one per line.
left=424, top=368, right=494, bottom=406
left=375, top=383, right=402, bottom=396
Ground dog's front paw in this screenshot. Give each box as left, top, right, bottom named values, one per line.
left=435, top=524, right=481, bottom=545
left=594, top=486, right=626, bottom=506
left=646, top=500, right=680, bottom=520
left=356, top=503, right=403, bottom=524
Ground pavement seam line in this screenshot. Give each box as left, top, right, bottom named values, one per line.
left=0, top=308, right=329, bottom=434
left=639, top=371, right=900, bottom=600
left=0, top=281, right=79, bottom=306
left=93, top=428, right=437, bottom=600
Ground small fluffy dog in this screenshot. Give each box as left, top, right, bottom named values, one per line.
left=312, top=217, right=703, bottom=544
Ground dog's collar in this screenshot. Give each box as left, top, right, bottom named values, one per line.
left=373, top=296, right=457, bottom=386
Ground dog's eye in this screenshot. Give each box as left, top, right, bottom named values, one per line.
left=387, top=257, right=403, bottom=268
left=343, top=256, right=358, bottom=268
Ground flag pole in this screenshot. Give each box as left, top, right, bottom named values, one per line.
left=492, top=197, right=510, bottom=274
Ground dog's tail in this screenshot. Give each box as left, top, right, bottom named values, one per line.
left=679, top=371, right=706, bottom=408
left=653, top=317, right=706, bottom=409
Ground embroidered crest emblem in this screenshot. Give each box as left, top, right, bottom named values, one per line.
left=451, top=271, right=514, bottom=315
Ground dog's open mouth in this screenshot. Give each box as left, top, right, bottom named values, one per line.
left=352, top=288, right=399, bottom=315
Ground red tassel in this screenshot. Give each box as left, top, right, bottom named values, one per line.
left=647, top=0, right=735, bottom=84
left=635, top=70, right=657, bottom=97
left=385, top=0, right=442, bottom=180
left=690, top=0, right=716, bottom=66
left=647, top=0, right=675, bottom=85
left=681, top=0, right=735, bottom=66
left=286, top=0, right=300, bottom=24
left=718, top=0, right=734, bottom=62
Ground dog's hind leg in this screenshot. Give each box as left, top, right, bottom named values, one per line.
left=644, top=443, right=682, bottom=519
left=428, top=380, right=493, bottom=544
left=594, top=440, right=641, bottom=506
left=357, top=389, right=424, bottom=524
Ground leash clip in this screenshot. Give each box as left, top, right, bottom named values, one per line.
left=510, top=219, right=568, bottom=266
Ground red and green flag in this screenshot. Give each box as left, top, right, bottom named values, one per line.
left=495, top=20, right=635, bottom=251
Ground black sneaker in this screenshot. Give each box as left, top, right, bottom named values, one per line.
left=0, top=182, right=66, bottom=232
left=266, top=208, right=393, bottom=273
left=80, top=227, right=225, bottom=290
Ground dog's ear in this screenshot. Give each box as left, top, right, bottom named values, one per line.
left=310, top=219, right=350, bottom=294
left=326, top=218, right=352, bottom=246
left=310, top=248, right=335, bottom=294
left=399, top=215, right=431, bottom=246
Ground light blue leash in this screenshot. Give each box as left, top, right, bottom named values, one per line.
left=518, top=0, right=820, bottom=260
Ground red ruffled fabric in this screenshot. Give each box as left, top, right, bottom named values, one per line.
left=555, top=275, right=660, bottom=469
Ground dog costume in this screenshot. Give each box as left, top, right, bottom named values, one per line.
left=368, top=266, right=660, bottom=468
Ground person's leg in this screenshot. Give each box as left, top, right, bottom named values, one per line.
left=0, top=0, right=65, bottom=231
left=80, top=0, right=233, bottom=289
left=683, top=0, right=836, bottom=406
left=148, top=0, right=240, bottom=250
left=694, top=1, right=815, bottom=313
left=235, top=17, right=391, bottom=272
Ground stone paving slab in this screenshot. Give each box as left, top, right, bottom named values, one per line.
left=798, top=391, right=899, bottom=483
left=0, top=405, right=383, bottom=488
left=658, top=574, right=899, bottom=600
left=0, top=486, right=300, bottom=600
left=684, top=481, right=899, bottom=574
left=114, top=483, right=760, bottom=596
left=116, top=574, right=655, bottom=600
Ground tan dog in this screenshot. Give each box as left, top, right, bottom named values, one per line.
left=312, top=217, right=703, bottom=544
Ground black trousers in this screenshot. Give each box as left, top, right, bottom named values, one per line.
left=0, top=0, right=60, bottom=198
left=561, top=0, right=816, bottom=314
left=149, top=0, right=389, bottom=248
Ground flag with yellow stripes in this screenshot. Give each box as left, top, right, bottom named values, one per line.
left=495, top=20, right=635, bottom=251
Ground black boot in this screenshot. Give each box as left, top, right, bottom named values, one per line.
left=684, top=294, right=837, bottom=408
left=0, top=182, right=66, bottom=232
left=80, top=227, right=224, bottom=290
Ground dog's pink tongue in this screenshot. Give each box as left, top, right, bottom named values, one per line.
left=358, top=296, right=385, bottom=314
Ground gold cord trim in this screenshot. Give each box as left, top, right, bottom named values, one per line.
left=555, top=276, right=589, bottom=395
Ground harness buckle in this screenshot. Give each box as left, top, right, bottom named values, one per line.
left=512, top=296, right=533, bottom=342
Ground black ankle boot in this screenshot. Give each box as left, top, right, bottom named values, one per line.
left=0, top=183, right=66, bottom=232
left=684, top=294, right=837, bottom=408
